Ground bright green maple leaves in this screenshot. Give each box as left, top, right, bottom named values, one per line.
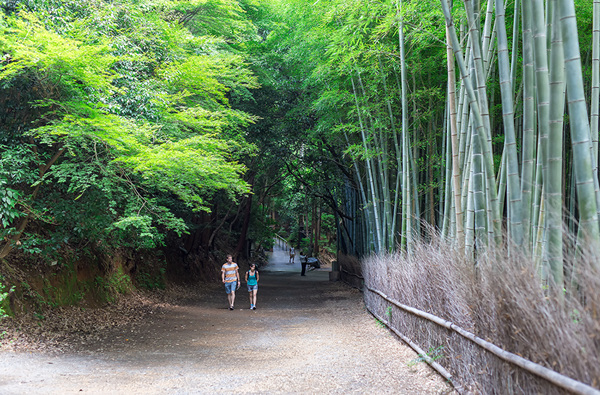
left=0, top=0, right=259, bottom=249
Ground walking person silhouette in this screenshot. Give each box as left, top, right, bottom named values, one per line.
left=221, top=254, right=240, bottom=310
left=245, top=263, right=259, bottom=309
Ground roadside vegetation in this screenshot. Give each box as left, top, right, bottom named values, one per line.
left=364, top=233, right=600, bottom=392
left=1, top=0, right=599, bottom=392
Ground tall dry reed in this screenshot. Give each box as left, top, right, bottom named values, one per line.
left=362, top=233, right=600, bottom=393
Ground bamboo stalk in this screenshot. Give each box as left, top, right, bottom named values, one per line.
left=592, top=0, right=600, bottom=167
left=465, top=152, right=475, bottom=256
left=446, top=23, right=465, bottom=247
left=399, top=0, right=412, bottom=254
left=464, top=0, right=492, bottom=152
left=559, top=0, right=600, bottom=250
left=497, top=148, right=507, bottom=218
left=496, top=0, right=523, bottom=247
left=510, top=0, right=521, bottom=87
left=521, top=0, right=535, bottom=250
left=380, top=57, right=403, bottom=248
left=351, top=74, right=383, bottom=253
left=481, top=0, right=495, bottom=72
left=547, top=0, right=565, bottom=286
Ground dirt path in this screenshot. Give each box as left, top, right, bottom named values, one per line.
left=0, top=245, right=451, bottom=394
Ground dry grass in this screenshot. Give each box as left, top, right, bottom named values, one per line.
left=362, top=234, right=600, bottom=394
left=338, top=253, right=364, bottom=289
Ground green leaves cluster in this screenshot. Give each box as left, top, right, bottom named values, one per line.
left=0, top=183, right=21, bottom=228
left=0, top=0, right=261, bottom=256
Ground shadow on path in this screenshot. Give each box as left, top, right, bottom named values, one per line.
left=0, top=242, right=451, bottom=394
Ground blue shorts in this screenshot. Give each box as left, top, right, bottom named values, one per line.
left=224, top=281, right=237, bottom=294
left=247, top=284, right=258, bottom=292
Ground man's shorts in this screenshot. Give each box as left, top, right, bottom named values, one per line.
left=247, top=284, right=258, bottom=292
left=224, top=281, right=237, bottom=294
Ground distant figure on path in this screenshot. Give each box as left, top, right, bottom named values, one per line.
left=289, top=246, right=295, bottom=264
left=221, top=254, right=240, bottom=310
left=299, top=251, right=307, bottom=276
left=245, top=263, right=259, bottom=310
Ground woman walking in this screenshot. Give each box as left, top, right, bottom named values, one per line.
left=245, top=263, right=259, bottom=310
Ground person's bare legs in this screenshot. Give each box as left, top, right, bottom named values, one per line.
left=228, top=290, right=235, bottom=308
left=252, top=290, right=257, bottom=307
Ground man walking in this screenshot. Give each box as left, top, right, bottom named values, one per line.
left=222, top=254, right=240, bottom=310
left=299, top=250, right=307, bottom=276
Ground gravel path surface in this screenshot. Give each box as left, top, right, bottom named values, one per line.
left=0, top=245, right=452, bottom=394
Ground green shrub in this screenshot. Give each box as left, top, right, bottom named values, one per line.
left=95, top=267, right=133, bottom=303
left=136, top=264, right=166, bottom=290
left=0, top=277, right=14, bottom=318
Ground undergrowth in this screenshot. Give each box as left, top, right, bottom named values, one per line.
left=0, top=276, right=13, bottom=318
left=95, top=267, right=133, bottom=304
left=362, top=232, right=600, bottom=393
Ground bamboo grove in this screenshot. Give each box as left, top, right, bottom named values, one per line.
left=265, top=0, right=599, bottom=290
left=440, top=0, right=600, bottom=289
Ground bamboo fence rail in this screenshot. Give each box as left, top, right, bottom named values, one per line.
left=367, top=307, right=462, bottom=394
left=365, top=286, right=600, bottom=395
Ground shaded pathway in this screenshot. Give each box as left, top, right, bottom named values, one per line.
left=0, top=245, right=450, bottom=394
